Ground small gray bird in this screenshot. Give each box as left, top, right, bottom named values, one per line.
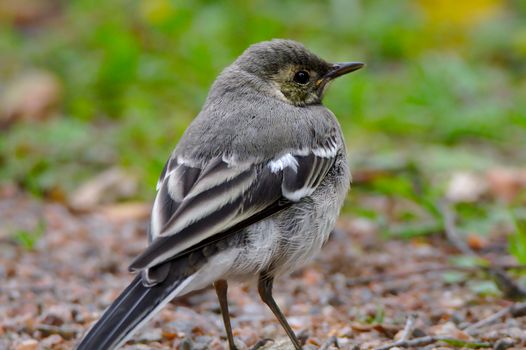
left=76, top=39, right=363, bottom=350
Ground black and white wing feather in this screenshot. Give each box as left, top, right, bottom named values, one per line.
left=129, top=134, right=340, bottom=280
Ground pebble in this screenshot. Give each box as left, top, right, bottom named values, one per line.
left=41, top=334, right=63, bottom=347
left=493, top=338, right=515, bottom=350
left=16, top=339, right=38, bottom=350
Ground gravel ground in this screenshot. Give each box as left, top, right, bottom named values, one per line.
left=1, top=189, right=525, bottom=350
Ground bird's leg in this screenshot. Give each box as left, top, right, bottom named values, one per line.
left=257, top=274, right=303, bottom=350
left=214, top=280, right=237, bottom=350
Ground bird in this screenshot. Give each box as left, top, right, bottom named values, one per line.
left=76, top=39, right=363, bottom=350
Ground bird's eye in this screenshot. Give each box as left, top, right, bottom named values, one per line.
left=293, top=70, right=310, bottom=84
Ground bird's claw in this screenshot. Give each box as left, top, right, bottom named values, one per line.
left=249, top=338, right=275, bottom=350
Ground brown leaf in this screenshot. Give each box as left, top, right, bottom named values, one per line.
left=486, top=167, right=526, bottom=202
left=467, top=234, right=488, bottom=251
left=0, top=0, right=61, bottom=27
left=0, top=71, right=62, bottom=127
left=428, top=322, right=471, bottom=340
left=68, top=167, right=138, bottom=211
left=15, top=339, right=38, bottom=350
left=350, top=323, right=374, bottom=332
left=99, top=202, right=150, bottom=223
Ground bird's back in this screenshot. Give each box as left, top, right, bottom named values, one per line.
left=175, top=74, right=343, bottom=164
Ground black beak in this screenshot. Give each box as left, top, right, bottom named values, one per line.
left=316, top=62, right=365, bottom=93
left=324, top=62, right=365, bottom=80
left=317, top=62, right=364, bottom=89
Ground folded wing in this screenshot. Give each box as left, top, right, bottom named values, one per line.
left=129, top=134, right=340, bottom=283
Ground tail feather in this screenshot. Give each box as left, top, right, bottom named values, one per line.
left=76, top=263, right=187, bottom=350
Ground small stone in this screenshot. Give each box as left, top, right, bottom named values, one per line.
left=136, top=328, right=162, bottom=342
left=179, top=337, right=194, bottom=350
left=16, top=339, right=38, bottom=350
left=41, top=334, right=63, bottom=347
left=446, top=172, right=487, bottom=203
left=493, top=338, right=515, bottom=350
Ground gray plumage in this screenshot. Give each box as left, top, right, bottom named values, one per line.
left=76, top=39, right=363, bottom=350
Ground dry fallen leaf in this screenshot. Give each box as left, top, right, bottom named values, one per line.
left=467, top=234, right=488, bottom=251
left=486, top=167, right=526, bottom=202
left=428, top=321, right=471, bottom=340
left=15, top=339, right=38, bottom=350
left=0, top=0, right=61, bottom=26
left=99, top=202, right=151, bottom=223
left=68, top=167, right=138, bottom=211
left=0, top=70, right=62, bottom=127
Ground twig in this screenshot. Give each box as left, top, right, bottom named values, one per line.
left=398, top=313, right=417, bottom=342
left=489, top=267, right=526, bottom=301
left=510, top=302, right=526, bottom=317
left=373, top=314, right=416, bottom=350
left=440, top=201, right=476, bottom=256
left=375, top=335, right=491, bottom=349
left=463, top=302, right=526, bottom=335
left=463, top=307, right=511, bottom=334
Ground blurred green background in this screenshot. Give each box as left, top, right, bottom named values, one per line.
left=1, top=0, right=525, bottom=229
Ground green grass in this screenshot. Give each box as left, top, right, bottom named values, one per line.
left=509, top=210, right=526, bottom=264
left=0, top=0, right=525, bottom=217
left=12, top=221, right=46, bottom=250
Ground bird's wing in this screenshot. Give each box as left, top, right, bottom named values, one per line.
left=129, top=134, right=340, bottom=277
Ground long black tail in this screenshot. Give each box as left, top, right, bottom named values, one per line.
left=76, top=264, right=187, bottom=350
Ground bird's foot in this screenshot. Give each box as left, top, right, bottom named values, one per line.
left=297, top=330, right=309, bottom=346
left=249, top=338, right=274, bottom=350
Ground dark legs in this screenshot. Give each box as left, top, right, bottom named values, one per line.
left=214, top=280, right=237, bottom=350
left=215, top=276, right=303, bottom=350
left=257, top=274, right=303, bottom=350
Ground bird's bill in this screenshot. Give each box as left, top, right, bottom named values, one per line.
left=327, top=62, right=365, bottom=79
left=317, top=62, right=364, bottom=88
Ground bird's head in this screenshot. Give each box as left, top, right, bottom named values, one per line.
left=233, top=39, right=364, bottom=106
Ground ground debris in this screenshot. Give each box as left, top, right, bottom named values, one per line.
left=1, top=190, right=525, bottom=349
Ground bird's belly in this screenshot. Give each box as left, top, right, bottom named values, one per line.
left=228, top=180, right=344, bottom=279
left=180, top=159, right=349, bottom=291
left=170, top=197, right=340, bottom=296
left=272, top=194, right=340, bottom=276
